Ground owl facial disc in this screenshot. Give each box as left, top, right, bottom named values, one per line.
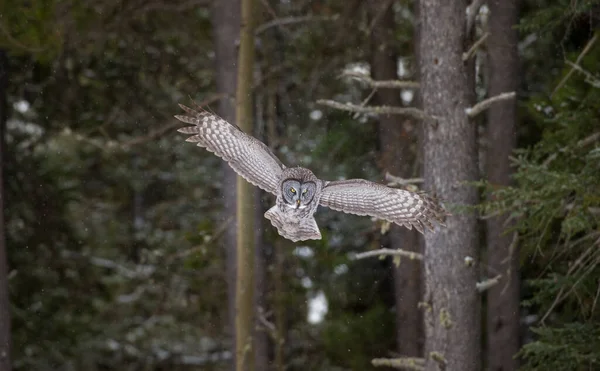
left=281, top=179, right=316, bottom=209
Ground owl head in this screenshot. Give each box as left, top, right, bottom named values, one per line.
left=280, top=167, right=320, bottom=210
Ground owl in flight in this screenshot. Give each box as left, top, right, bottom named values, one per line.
left=175, top=104, right=447, bottom=242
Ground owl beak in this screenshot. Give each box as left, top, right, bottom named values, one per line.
left=296, top=199, right=301, bottom=208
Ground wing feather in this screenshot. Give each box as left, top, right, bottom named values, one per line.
left=175, top=104, right=284, bottom=195
left=319, top=179, right=447, bottom=233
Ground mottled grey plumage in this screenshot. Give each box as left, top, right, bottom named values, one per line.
left=175, top=104, right=447, bottom=242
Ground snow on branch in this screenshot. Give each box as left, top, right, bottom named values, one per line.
left=465, top=92, right=516, bottom=118
left=353, top=248, right=423, bottom=261
left=341, top=71, right=420, bottom=89
left=317, top=99, right=431, bottom=121
left=372, top=357, right=425, bottom=370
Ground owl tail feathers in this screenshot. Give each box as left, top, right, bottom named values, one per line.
left=264, top=206, right=322, bottom=242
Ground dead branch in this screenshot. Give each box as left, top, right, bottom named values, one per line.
left=353, top=248, right=423, bottom=261
left=256, top=307, right=278, bottom=340
left=500, top=231, right=519, bottom=295
left=255, top=15, right=337, bottom=35
left=352, top=88, right=378, bottom=120
left=372, top=357, right=425, bottom=370
left=385, top=172, right=424, bottom=186
left=476, top=274, right=502, bottom=293
left=465, top=92, right=516, bottom=118
left=565, top=60, right=600, bottom=88
left=462, top=32, right=489, bottom=61
left=139, top=0, right=212, bottom=13
left=0, top=21, right=48, bottom=53
left=317, top=99, right=431, bottom=121
left=552, top=34, right=598, bottom=97
left=466, top=0, right=485, bottom=35
left=121, top=93, right=226, bottom=148
left=341, top=71, right=420, bottom=89
left=169, top=216, right=233, bottom=260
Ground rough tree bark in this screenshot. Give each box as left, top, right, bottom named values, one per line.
left=253, top=176, right=268, bottom=371
left=235, top=0, right=256, bottom=369
left=367, top=0, right=423, bottom=357
left=0, top=50, right=12, bottom=371
left=486, top=1, right=521, bottom=370
left=418, top=1, right=481, bottom=370
left=211, top=1, right=239, bottom=369
left=266, top=76, right=286, bottom=371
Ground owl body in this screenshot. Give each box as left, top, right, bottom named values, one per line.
left=175, top=104, right=448, bottom=242
left=264, top=167, right=324, bottom=241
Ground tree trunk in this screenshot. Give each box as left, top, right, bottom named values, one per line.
left=418, top=1, right=481, bottom=370
left=486, top=1, right=520, bottom=370
left=235, top=0, right=256, bottom=369
left=211, top=1, right=239, bottom=369
left=367, top=0, right=423, bottom=357
left=266, top=80, right=286, bottom=371
left=254, top=192, right=268, bottom=371
left=0, top=50, right=12, bottom=371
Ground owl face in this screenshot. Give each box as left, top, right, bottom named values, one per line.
left=281, top=179, right=317, bottom=209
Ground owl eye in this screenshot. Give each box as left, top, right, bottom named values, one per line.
left=302, top=189, right=308, bottom=194
left=290, top=187, right=296, bottom=193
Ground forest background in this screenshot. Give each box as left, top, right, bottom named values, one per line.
left=0, top=0, right=598, bottom=371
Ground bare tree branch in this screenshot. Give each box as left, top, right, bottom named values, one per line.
left=121, top=93, right=226, bottom=148
left=552, top=33, right=598, bottom=97
left=385, top=172, right=424, bottom=186
left=139, top=0, right=213, bottom=13
left=255, top=15, right=337, bottom=35
left=476, top=275, right=502, bottom=293
left=465, top=92, right=516, bottom=118
left=465, top=0, right=485, bottom=35
left=565, top=60, right=600, bottom=88
left=256, top=307, right=278, bottom=340
left=353, top=248, right=423, bottom=261
left=372, top=357, right=425, bottom=370
left=341, top=71, right=420, bottom=89
left=0, top=21, right=48, bottom=53
left=462, top=32, right=489, bottom=61
left=317, top=99, right=431, bottom=121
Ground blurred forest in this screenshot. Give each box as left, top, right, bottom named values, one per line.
left=0, top=0, right=599, bottom=371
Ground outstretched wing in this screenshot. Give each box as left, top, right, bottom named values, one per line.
left=319, top=179, right=447, bottom=233
left=175, top=104, right=285, bottom=195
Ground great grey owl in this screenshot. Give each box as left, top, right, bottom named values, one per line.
left=175, top=104, right=447, bottom=242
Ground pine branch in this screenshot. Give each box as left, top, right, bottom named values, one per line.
left=317, top=99, right=431, bottom=121
left=465, top=92, right=516, bottom=117
left=543, top=131, right=600, bottom=167
left=353, top=248, right=423, bottom=261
